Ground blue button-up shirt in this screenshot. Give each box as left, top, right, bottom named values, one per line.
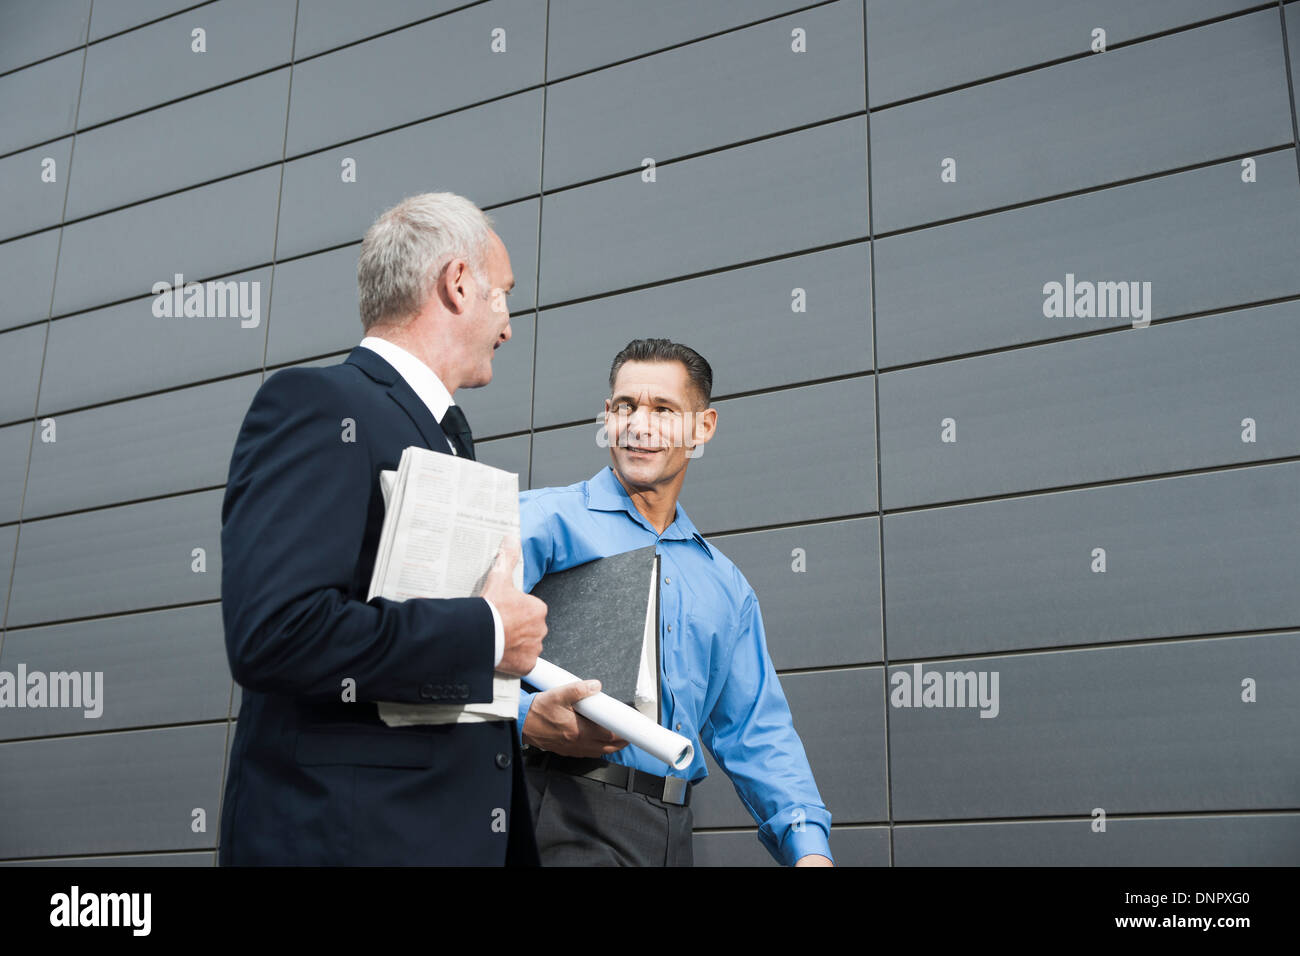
left=516, top=466, right=832, bottom=865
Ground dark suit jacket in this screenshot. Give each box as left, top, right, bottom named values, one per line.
left=218, top=345, right=537, bottom=866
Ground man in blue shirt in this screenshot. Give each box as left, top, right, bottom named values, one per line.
left=516, top=338, right=833, bottom=867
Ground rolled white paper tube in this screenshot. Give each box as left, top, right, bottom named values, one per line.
left=524, top=658, right=695, bottom=771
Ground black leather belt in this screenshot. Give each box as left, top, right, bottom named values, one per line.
left=524, top=749, right=692, bottom=807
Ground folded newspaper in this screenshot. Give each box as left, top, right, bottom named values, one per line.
left=368, top=446, right=521, bottom=725
left=367, top=446, right=695, bottom=769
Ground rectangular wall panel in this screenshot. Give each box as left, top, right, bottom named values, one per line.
left=0, top=0, right=91, bottom=74
left=888, top=633, right=1300, bottom=821
left=89, top=1, right=220, bottom=42
left=285, top=0, right=546, bottom=156
left=78, top=0, right=296, bottom=128
left=867, top=0, right=1267, bottom=106
left=24, top=374, right=260, bottom=518
left=0, top=603, right=229, bottom=740
left=263, top=245, right=360, bottom=365
left=540, top=116, right=869, bottom=305
left=0, top=229, right=60, bottom=332
left=7, top=489, right=224, bottom=628
left=712, top=518, right=882, bottom=668
left=873, top=151, right=1300, bottom=368
left=0, top=724, right=228, bottom=858
left=0, top=324, right=45, bottom=425
left=52, top=167, right=280, bottom=317
left=38, top=268, right=270, bottom=414
left=292, top=0, right=464, bottom=59
left=0, top=423, right=34, bottom=525
left=546, top=0, right=814, bottom=79
left=0, top=51, right=82, bottom=156
left=885, top=463, right=1300, bottom=659
left=66, top=69, right=291, bottom=220
left=871, top=10, right=1291, bottom=233
left=543, top=0, right=863, bottom=189
left=879, top=301, right=1300, bottom=508
left=0, top=139, right=73, bottom=241
left=533, top=242, right=872, bottom=428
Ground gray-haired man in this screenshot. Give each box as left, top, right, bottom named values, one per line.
left=219, top=193, right=547, bottom=865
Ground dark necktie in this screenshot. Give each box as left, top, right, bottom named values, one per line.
left=439, top=405, right=475, bottom=460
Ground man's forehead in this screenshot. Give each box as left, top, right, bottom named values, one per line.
left=612, top=361, right=689, bottom=392
left=489, top=232, right=514, bottom=286
left=611, top=387, right=682, bottom=405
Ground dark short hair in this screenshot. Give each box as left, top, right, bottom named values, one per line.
left=608, top=338, right=713, bottom=409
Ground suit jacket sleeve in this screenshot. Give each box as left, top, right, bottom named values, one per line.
left=514, top=494, right=557, bottom=735
left=220, top=367, right=496, bottom=704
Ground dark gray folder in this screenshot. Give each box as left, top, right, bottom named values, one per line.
left=527, top=546, right=659, bottom=706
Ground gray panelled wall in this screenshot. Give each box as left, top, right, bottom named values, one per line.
left=0, top=0, right=1297, bottom=866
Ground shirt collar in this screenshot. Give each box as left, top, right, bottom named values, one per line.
left=586, top=466, right=714, bottom=559
left=359, top=336, right=455, bottom=423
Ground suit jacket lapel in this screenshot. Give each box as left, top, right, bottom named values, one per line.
left=345, top=346, right=452, bottom=455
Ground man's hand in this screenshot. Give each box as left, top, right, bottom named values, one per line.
left=795, top=854, right=833, bottom=867
left=482, top=537, right=547, bottom=676
left=522, top=680, right=629, bottom=757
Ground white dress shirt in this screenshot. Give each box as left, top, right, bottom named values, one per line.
left=359, top=336, right=505, bottom=667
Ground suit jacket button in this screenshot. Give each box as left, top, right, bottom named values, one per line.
left=495, top=752, right=511, bottom=769
left=419, top=683, right=435, bottom=699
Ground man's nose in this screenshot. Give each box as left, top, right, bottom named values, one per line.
left=501, top=321, right=512, bottom=343
left=627, top=404, right=653, bottom=433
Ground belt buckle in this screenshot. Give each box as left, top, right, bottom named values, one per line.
left=662, top=776, right=686, bottom=805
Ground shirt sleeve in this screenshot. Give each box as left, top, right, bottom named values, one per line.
left=486, top=599, right=504, bottom=667
left=700, top=587, right=834, bottom=866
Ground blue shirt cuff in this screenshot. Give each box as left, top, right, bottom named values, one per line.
left=782, top=826, right=833, bottom=867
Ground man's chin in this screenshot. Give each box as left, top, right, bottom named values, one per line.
left=612, top=453, right=664, bottom=485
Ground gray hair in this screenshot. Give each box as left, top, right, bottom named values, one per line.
left=357, top=192, right=495, bottom=330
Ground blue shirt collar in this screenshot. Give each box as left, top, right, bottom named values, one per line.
left=585, top=466, right=713, bottom=560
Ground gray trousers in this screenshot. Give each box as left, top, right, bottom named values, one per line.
left=525, top=764, right=694, bottom=867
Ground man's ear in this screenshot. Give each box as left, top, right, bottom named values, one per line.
left=437, top=257, right=472, bottom=314
left=687, top=406, right=718, bottom=448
